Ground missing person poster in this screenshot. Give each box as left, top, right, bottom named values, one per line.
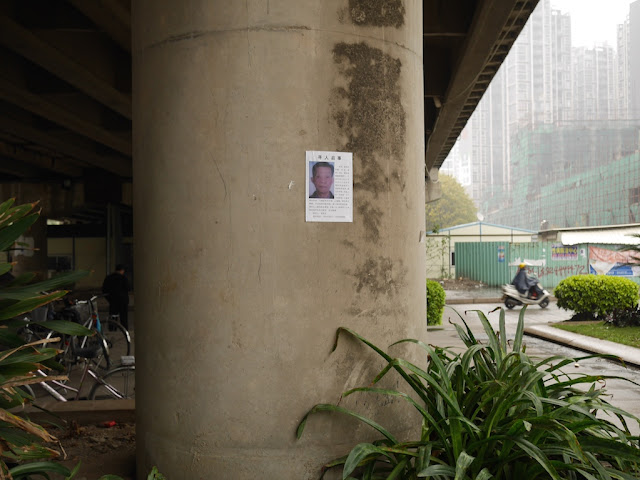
left=305, top=150, right=353, bottom=222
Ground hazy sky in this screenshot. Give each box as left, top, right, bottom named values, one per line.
left=551, top=0, right=635, bottom=47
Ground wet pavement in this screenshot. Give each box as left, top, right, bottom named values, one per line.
left=444, top=286, right=504, bottom=300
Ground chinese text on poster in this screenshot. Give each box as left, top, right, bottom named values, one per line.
left=305, top=151, right=353, bottom=223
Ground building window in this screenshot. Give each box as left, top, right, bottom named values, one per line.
left=47, top=255, right=72, bottom=273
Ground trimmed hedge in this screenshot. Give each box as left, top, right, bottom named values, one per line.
left=426, top=280, right=446, bottom=326
left=554, top=275, right=639, bottom=318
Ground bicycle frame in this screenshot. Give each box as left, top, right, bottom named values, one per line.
left=36, top=364, right=130, bottom=401
left=35, top=295, right=133, bottom=401
left=46, top=295, right=111, bottom=369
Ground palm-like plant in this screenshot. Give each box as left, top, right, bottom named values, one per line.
left=0, top=199, right=90, bottom=479
left=297, top=307, right=640, bottom=479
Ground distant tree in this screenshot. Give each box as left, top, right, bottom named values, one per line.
left=425, top=174, right=477, bottom=231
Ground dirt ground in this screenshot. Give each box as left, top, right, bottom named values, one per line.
left=49, top=421, right=136, bottom=479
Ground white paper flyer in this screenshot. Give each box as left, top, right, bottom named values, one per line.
left=305, top=151, right=353, bottom=222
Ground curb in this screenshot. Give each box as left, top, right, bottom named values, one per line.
left=446, top=297, right=503, bottom=305
left=524, top=324, right=640, bottom=368
left=15, top=399, right=135, bottom=425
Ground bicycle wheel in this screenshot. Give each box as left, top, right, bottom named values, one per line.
left=94, top=320, right=131, bottom=370
left=89, top=365, right=135, bottom=400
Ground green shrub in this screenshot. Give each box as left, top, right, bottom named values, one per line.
left=426, top=280, right=445, bottom=326
left=554, top=274, right=639, bottom=318
left=297, top=308, right=640, bottom=479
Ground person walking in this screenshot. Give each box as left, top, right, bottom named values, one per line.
left=102, top=264, right=131, bottom=329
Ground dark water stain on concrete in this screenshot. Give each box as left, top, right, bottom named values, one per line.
left=358, top=202, right=382, bottom=243
left=342, top=239, right=357, bottom=249
left=391, top=168, right=406, bottom=193
left=348, top=0, right=405, bottom=28
left=353, top=256, right=406, bottom=298
left=331, top=42, right=406, bottom=199
left=331, top=39, right=407, bottom=294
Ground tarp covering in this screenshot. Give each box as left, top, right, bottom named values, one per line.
left=588, top=246, right=640, bottom=277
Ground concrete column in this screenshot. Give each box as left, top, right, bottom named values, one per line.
left=133, top=2, right=424, bottom=478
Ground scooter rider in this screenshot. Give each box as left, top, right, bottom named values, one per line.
left=511, top=263, right=543, bottom=299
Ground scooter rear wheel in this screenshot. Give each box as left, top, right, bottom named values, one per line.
left=505, top=298, right=517, bottom=309
left=539, top=298, right=549, bottom=308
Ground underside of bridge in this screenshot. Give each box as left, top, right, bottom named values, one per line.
left=0, top=0, right=537, bottom=216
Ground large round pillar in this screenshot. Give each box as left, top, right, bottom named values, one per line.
left=133, top=2, right=425, bottom=478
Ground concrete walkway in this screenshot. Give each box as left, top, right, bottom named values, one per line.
left=439, top=293, right=640, bottom=367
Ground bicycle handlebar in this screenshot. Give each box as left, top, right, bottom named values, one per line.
left=74, top=294, right=108, bottom=305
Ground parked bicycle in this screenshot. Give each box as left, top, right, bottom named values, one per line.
left=46, top=294, right=131, bottom=372
left=17, top=303, right=56, bottom=343
left=34, top=335, right=135, bottom=401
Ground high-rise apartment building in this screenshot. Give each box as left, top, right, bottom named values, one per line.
left=617, top=18, right=631, bottom=118
left=446, top=0, right=572, bottom=206
left=551, top=9, right=573, bottom=123
left=442, top=0, right=640, bottom=230
left=631, top=1, right=640, bottom=118
left=438, top=129, right=473, bottom=195
left=573, top=45, right=617, bottom=121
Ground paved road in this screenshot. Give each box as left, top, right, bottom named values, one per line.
left=429, top=301, right=640, bottom=435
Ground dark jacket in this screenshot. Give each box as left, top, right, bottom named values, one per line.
left=102, top=272, right=130, bottom=304
left=511, top=268, right=538, bottom=294
left=309, top=190, right=334, bottom=199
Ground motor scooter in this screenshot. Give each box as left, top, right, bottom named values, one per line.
left=501, top=283, right=551, bottom=309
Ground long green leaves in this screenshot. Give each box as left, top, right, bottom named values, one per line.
left=298, top=308, right=640, bottom=479
left=0, top=199, right=90, bottom=478
left=9, top=460, right=78, bottom=479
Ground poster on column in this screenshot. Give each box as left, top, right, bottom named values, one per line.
left=305, top=150, right=353, bottom=222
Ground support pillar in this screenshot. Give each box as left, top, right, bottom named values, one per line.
left=133, top=2, right=425, bottom=477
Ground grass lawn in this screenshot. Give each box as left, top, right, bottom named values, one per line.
left=552, top=321, right=640, bottom=349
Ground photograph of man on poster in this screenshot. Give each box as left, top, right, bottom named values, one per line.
left=308, top=161, right=335, bottom=199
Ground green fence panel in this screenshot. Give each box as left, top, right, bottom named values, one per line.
left=455, top=242, right=511, bottom=286
left=457, top=241, right=640, bottom=289
left=509, top=242, right=589, bottom=289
